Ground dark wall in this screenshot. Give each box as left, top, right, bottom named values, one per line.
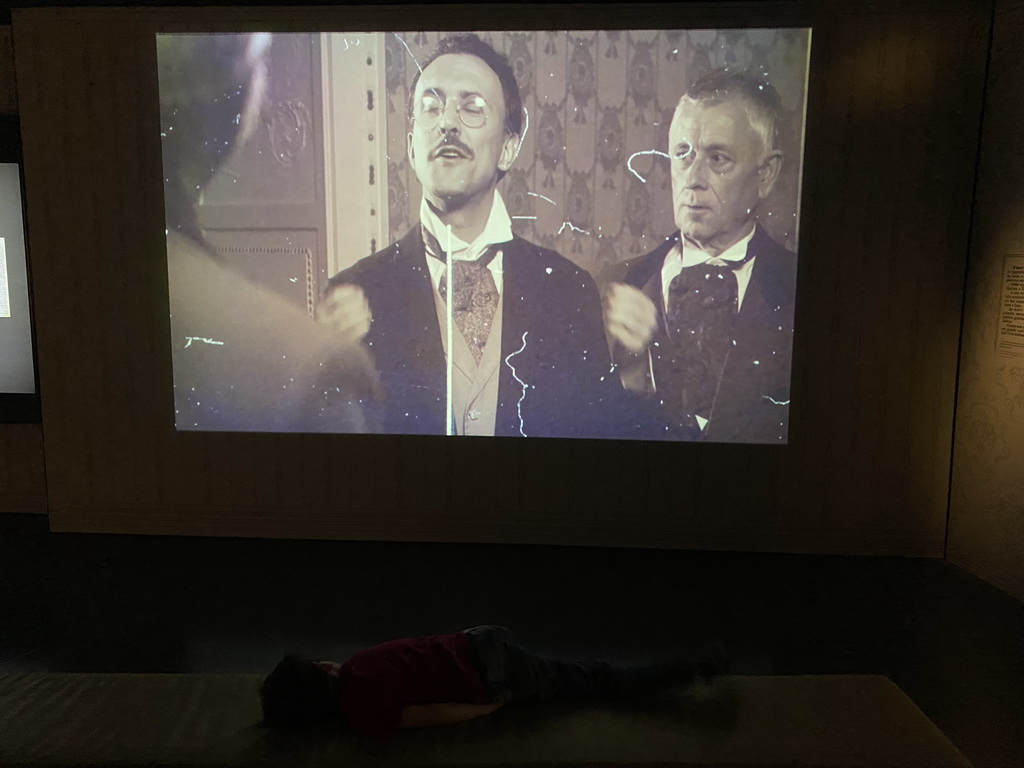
left=949, top=0, right=1024, bottom=602
left=0, top=423, right=45, bottom=514
left=0, top=512, right=1013, bottom=678
left=5, top=1, right=991, bottom=556
left=0, top=26, right=44, bottom=514
left=3, top=511, right=1023, bottom=768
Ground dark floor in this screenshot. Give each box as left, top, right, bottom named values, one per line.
left=1, top=513, right=1022, bottom=768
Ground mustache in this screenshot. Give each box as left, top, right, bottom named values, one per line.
left=430, top=136, right=474, bottom=160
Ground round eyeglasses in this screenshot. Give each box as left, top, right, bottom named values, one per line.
left=413, top=92, right=490, bottom=130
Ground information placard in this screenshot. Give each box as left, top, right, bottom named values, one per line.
left=997, top=256, right=1024, bottom=359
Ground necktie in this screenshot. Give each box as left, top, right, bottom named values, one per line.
left=663, top=255, right=749, bottom=429
left=439, top=255, right=499, bottom=365
left=423, top=226, right=500, bottom=366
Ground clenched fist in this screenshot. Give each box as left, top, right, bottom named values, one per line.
left=603, top=282, right=658, bottom=355
left=317, top=284, right=372, bottom=344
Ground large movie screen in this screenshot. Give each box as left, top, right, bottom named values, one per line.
left=157, top=28, right=810, bottom=441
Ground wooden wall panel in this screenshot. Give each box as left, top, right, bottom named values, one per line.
left=949, top=0, right=1024, bottom=601
left=0, top=25, right=16, bottom=115
left=1, top=26, right=40, bottom=514
left=0, top=423, right=45, bottom=514
left=12, top=2, right=989, bottom=554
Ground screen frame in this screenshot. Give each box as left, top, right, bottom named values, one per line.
left=36, top=1, right=985, bottom=555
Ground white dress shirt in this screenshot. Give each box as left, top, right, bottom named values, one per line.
left=420, top=192, right=512, bottom=293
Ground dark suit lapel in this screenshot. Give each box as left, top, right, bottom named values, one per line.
left=736, top=226, right=787, bottom=327
left=712, top=231, right=768, bottom=432
left=386, top=227, right=443, bottom=366
left=392, top=226, right=438, bottom=333
left=495, top=238, right=529, bottom=436
left=499, top=238, right=526, bottom=353
left=629, top=233, right=678, bottom=386
left=370, top=228, right=446, bottom=414
left=625, top=232, right=679, bottom=292
left=707, top=226, right=794, bottom=440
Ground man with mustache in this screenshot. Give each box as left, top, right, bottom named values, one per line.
left=321, top=34, right=621, bottom=438
left=604, top=69, right=797, bottom=442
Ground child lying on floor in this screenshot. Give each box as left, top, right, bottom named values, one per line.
left=260, top=624, right=715, bottom=738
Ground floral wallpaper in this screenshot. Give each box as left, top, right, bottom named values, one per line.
left=383, top=29, right=810, bottom=283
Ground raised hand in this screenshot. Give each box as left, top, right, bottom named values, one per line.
left=317, top=284, right=372, bottom=344
left=603, top=282, right=658, bottom=355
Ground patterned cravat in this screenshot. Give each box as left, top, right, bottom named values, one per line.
left=667, top=262, right=739, bottom=329
left=423, top=227, right=500, bottom=365
left=440, top=256, right=499, bottom=364
left=662, top=254, right=750, bottom=429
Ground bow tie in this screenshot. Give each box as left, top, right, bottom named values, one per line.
left=669, top=263, right=738, bottom=321
left=668, top=241, right=754, bottom=317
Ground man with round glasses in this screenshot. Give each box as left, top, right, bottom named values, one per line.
left=321, top=34, right=624, bottom=438
left=417, top=92, right=487, bottom=127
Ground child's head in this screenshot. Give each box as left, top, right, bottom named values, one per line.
left=259, top=655, right=341, bottom=727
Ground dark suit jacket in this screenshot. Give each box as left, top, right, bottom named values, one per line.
left=330, top=227, right=626, bottom=438
left=624, top=226, right=797, bottom=443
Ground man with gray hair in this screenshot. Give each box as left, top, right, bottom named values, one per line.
left=603, top=68, right=797, bottom=442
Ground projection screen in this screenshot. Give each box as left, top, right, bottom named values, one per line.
left=157, top=29, right=810, bottom=442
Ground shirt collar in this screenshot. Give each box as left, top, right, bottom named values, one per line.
left=420, top=191, right=514, bottom=262
left=679, top=225, right=757, bottom=268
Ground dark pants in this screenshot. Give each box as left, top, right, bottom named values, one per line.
left=462, top=625, right=702, bottom=704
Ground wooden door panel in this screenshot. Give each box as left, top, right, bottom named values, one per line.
left=198, top=33, right=326, bottom=315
